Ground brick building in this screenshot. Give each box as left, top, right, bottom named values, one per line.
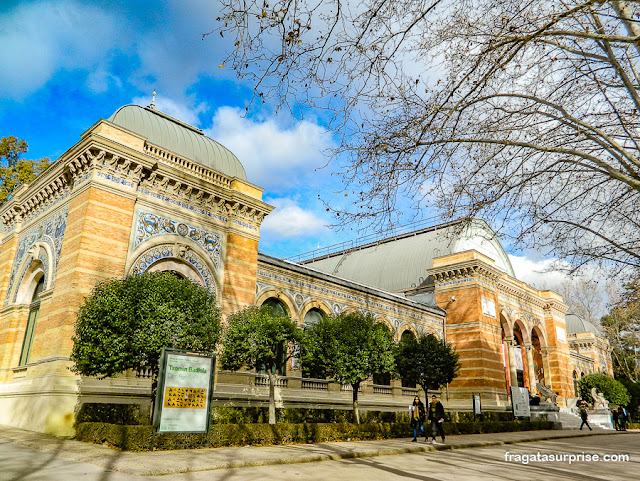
left=0, top=104, right=611, bottom=435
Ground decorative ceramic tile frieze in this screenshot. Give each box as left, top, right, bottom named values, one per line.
left=256, top=269, right=438, bottom=323
left=97, top=171, right=136, bottom=189
left=135, top=211, right=221, bottom=268
left=5, top=205, right=69, bottom=304
left=130, top=244, right=215, bottom=293
left=137, top=188, right=229, bottom=223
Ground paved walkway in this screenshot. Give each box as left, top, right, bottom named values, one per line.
left=0, top=425, right=631, bottom=477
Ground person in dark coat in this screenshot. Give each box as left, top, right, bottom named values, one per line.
left=579, top=401, right=592, bottom=431
left=409, top=396, right=426, bottom=441
left=428, top=395, right=446, bottom=444
left=617, top=406, right=627, bottom=431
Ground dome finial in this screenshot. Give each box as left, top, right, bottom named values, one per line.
left=149, top=89, right=156, bottom=109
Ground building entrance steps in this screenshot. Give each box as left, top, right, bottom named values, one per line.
left=0, top=425, right=632, bottom=477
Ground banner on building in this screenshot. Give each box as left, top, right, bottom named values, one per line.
left=152, top=348, right=215, bottom=433
left=511, top=386, right=531, bottom=418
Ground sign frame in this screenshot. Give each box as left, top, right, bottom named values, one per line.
left=510, top=386, right=531, bottom=419
left=473, top=393, right=482, bottom=417
left=152, top=347, right=216, bottom=434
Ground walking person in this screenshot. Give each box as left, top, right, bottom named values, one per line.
left=579, top=401, right=592, bottom=431
left=409, top=396, right=426, bottom=442
left=428, top=394, right=446, bottom=444
left=617, top=406, right=627, bottom=431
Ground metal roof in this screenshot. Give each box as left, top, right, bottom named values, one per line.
left=108, top=105, right=246, bottom=180
left=565, top=312, right=602, bottom=336
left=301, top=219, right=515, bottom=292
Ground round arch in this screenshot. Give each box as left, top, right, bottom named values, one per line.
left=499, top=310, right=514, bottom=339
left=127, top=238, right=219, bottom=294
left=299, top=298, right=332, bottom=325
left=255, top=289, right=298, bottom=321
left=513, top=319, right=531, bottom=344
left=146, top=258, right=205, bottom=286
left=531, top=323, right=548, bottom=347
left=375, top=315, right=396, bottom=337
left=11, top=242, right=54, bottom=305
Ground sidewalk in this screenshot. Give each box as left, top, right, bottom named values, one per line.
left=0, top=424, right=632, bottom=477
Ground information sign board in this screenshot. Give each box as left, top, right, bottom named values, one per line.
left=473, top=394, right=482, bottom=415
left=511, top=386, right=531, bottom=418
left=153, top=348, right=215, bottom=433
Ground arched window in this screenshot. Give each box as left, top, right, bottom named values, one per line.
left=262, top=297, right=287, bottom=316
left=19, top=276, right=45, bottom=366
left=303, top=307, right=325, bottom=326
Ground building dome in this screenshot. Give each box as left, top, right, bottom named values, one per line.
left=108, top=104, right=246, bottom=180
left=565, top=312, right=601, bottom=336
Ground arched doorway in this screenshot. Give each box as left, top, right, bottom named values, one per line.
left=531, top=327, right=545, bottom=386
left=260, top=297, right=288, bottom=375
left=399, top=330, right=417, bottom=388
left=512, top=324, right=526, bottom=388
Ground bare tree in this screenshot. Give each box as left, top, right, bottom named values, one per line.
left=601, top=276, right=640, bottom=382
left=212, top=1, right=640, bottom=274
left=559, top=278, right=606, bottom=323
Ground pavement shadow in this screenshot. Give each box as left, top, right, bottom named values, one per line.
left=2, top=432, right=125, bottom=481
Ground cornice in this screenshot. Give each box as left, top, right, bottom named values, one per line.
left=427, top=258, right=502, bottom=287
left=0, top=141, right=274, bottom=233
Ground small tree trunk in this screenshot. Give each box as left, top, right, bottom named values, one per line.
left=268, top=371, right=277, bottom=425
left=352, top=381, right=360, bottom=424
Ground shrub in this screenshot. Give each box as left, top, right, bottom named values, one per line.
left=75, top=403, right=150, bottom=426
left=578, top=373, right=631, bottom=405
left=75, top=420, right=555, bottom=451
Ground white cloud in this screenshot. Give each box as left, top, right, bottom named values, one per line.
left=261, top=198, right=329, bottom=239
left=0, top=1, right=124, bottom=97
left=206, top=107, right=334, bottom=188
left=508, top=254, right=572, bottom=291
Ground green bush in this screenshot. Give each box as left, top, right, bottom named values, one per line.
left=75, top=403, right=150, bottom=426
left=578, top=373, right=631, bottom=406
left=75, top=420, right=555, bottom=451
left=77, top=404, right=513, bottom=426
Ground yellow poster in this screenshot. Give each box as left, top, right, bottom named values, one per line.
left=163, top=386, right=207, bottom=409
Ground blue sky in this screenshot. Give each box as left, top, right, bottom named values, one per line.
left=0, top=0, right=576, bottom=289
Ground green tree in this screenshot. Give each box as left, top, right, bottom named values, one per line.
left=220, top=305, right=305, bottom=424
left=71, top=272, right=221, bottom=388
left=395, top=333, right=460, bottom=398
left=303, top=311, right=395, bottom=424
left=578, top=373, right=631, bottom=406
left=0, top=136, right=50, bottom=205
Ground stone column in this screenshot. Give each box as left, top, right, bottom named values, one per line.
left=505, top=338, right=518, bottom=388
left=524, top=343, right=537, bottom=394
left=541, top=347, right=552, bottom=387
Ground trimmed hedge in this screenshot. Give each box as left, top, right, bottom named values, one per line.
left=76, top=403, right=150, bottom=426
left=75, top=420, right=556, bottom=451
left=77, top=404, right=518, bottom=426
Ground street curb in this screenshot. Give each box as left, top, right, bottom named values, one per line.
left=135, top=430, right=632, bottom=476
